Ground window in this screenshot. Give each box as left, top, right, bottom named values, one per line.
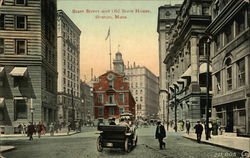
left=108, top=81, right=113, bottom=89
left=16, top=40, right=26, bottom=55
left=119, top=107, right=124, bottom=114
left=0, top=109, right=4, bottom=121
left=199, top=38, right=206, bottom=56
left=108, top=94, right=114, bottom=104
left=0, top=14, right=4, bottom=30
left=224, top=21, right=234, bottom=44
left=16, top=16, right=26, bottom=29
left=97, top=94, right=103, bottom=104
left=236, top=9, right=245, bottom=35
left=136, top=97, right=138, bottom=102
left=14, top=99, right=27, bottom=120
left=215, top=33, right=222, bottom=51
left=14, top=77, right=28, bottom=87
left=136, top=90, right=138, bottom=95
left=109, top=107, right=115, bottom=116
left=119, top=93, right=124, bottom=103
left=237, top=58, right=245, bottom=87
left=140, top=96, right=143, bottom=102
left=225, top=58, right=232, bottom=90
left=98, top=107, right=104, bottom=116
left=215, top=72, right=221, bottom=93
left=15, top=0, right=26, bottom=5
left=0, top=39, right=4, bottom=54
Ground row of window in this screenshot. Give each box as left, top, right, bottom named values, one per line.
left=96, top=107, right=125, bottom=116
left=2, top=0, right=27, bottom=6
left=63, top=87, right=80, bottom=97
left=214, top=8, right=246, bottom=52
left=97, top=93, right=125, bottom=104
left=0, top=39, right=26, bottom=55
left=215, top=57, right=245, bottom=94
left=0, top=14, right=27, bottom=30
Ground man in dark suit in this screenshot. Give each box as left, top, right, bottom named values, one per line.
left=155, top=121, right=166, bottom=150
left=109, top=118, right=116, bottom=125
left=194, top=121, right=203, bottom=143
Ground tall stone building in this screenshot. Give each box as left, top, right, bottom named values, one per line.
left=0, top=0, right=57, bottom=133
left=157, top=4, right=181, bottom=123
left=57, top=10, right=81, bottom=123
left=80, top=81, right=94, bottom=124
left=162, top=0, right=212, bottom=127
left=206, top=0, right=250, bottom=136
left=125, top=64, right=159, bottom=120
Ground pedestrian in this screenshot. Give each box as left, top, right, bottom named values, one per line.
left=155, top=121, right=166, bottom=150
left=17, top=123, right=23, bottom=134
left=67, top=121, right=71, bottom=135
left=37, top=121, right=43, bottom=138
left=27, top=122, right=35, bottom=140
left=186, top=120, right=191, bottom=135
left=49, top=123, right=54, bottom=136
left=41, top=122, right=46, bottom=135
left=194, top=121, right=203, bottom=143
left=109, top=118, right=116, bottom=125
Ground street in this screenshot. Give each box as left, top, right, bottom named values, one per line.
left=1, top=126, right=242, bottom=158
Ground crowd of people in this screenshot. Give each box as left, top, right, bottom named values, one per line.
left=16, top=120, right=83, bottom=140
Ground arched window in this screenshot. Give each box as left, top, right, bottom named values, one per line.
left=225, top=58, right=232, bottom=90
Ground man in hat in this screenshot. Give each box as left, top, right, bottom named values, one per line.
left=155, top=121, right=166, bottom=150
left=109, top=118, right=116, bottom=125
left=194, top=121, right=203, bottom=143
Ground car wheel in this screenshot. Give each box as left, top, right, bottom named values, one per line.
left=124, top=138, right=131, bottom=153
left=96, top=136, right=103, bottom=152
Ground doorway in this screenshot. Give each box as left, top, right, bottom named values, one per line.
left=226, top=106, right=234, bottom=132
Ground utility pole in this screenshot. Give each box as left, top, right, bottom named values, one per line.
left=205, top=38, right=211, bottom=140
left=174, top=86, right=177, bottom=132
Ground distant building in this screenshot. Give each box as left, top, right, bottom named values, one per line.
left=113, top=52, right=125, bottom=75
left=206, top=0, right=250, bottom=136
left=92, top=71, right=135, bottom=122
left=80, top=81, right=94, bottom=123
left=0, top=0, right=57, bottom=133
left=157, top=4, right=181, bottom=123
left=125, top=65, right=159, bottom=120
left=57, top=10, right=81, bottom=123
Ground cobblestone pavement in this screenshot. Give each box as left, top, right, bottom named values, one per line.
left=1, top=126, right=242, bottom=158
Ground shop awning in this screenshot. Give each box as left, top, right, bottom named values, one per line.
left=199, top=63, right=212, bottom=74
left=0, top=67, right=4, bottom=76
left=10, top=67, right=27, bottom=77
left=0, top=98, right=5, bottom=107
left=181, top=67, right=192, bottom=79
left=14, top=96, right=27, bottom=100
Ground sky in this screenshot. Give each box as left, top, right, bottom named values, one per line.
left=57, top=0, right=183, bottom=81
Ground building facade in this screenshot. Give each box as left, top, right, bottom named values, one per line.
left=93, top=71, right=136, bottom=122
left=124, top=65, right=159, bottom=120
left=157, top=4, right=181, bottom=123
left=206, top=0, right=250, bottom=136
left=80, top=81, right=94, bottom=124
left=0, top=0, right=57, bottom=133
left=57, top=10, right=81, bottom=124
left=162, top=0, right=212, bottom=128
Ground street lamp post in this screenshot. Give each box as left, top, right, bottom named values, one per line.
left=30, top=98, right=34, bottom=124
left=206, top=38, right=211, bottom=140
left=174, top=86, right=177, bottom=132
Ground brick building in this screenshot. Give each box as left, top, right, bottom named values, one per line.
left=92, top=71, right=135, bottom=122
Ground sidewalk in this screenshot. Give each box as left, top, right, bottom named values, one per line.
left=183, top=132, right=250, bottom=152
left=0, top=146, right=15, bottom=153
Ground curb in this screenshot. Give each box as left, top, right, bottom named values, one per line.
left=182, top=135, right=244, bottom=152
left=0, top=132, right=79, bottom=138
left=0, top=146, right=16, bottom=153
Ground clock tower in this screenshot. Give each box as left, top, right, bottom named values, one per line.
left=113, top=51, right=125, bottom=75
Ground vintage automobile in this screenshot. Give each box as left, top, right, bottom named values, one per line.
left=96, top=124, right=138, bottom=152
left=96, top=113, right=138, bottom=152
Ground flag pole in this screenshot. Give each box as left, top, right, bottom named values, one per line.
left=109, top=28, right=112, bottom=70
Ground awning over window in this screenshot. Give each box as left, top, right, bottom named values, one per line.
left=10, top=67, right=27, bottom=77
left=0, top=67, right=4, bottom=76
left=14, top=96, right=27, bottom=100
left=0, top=98, right=5, bottom=107
left=199, top=63, right=212, bottom=74
left=181, top=67, right=192, bottom=79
